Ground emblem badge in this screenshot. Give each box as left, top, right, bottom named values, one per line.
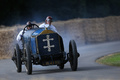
left=43, top=35, right=55, bottom=52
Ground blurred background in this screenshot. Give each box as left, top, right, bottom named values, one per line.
left=0, top=0, right=120, bottom=59
left=0, top=0, right=120, bottom=25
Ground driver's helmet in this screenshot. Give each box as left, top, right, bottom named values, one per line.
left=26, top=21, right=32, bottom=27
left=46, top=16, right=52, bottom=22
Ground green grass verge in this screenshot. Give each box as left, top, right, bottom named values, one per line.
left=96, top=53, right=120, bottom=67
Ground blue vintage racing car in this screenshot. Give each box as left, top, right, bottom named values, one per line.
left=12, top=24, right=80, bottom=75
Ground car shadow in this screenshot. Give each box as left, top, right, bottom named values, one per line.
left=31, top=65, right=111, bottom=75
left=32, top=68, right=72, bottom=75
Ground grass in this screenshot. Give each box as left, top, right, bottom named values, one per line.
left=96, top=53, right=120, bottom=67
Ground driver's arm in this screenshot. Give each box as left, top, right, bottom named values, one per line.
left=39, top=23, right=45, bottom=28
left=16, top=30, right=23, bottom=41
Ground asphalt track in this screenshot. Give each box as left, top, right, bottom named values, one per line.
left=0, top=41, right=120, bottom=80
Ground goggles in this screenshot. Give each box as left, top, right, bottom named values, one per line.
left=46, top=18, right=52, bottom=22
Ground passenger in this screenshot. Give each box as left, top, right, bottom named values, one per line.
left=39, top=16, right=58, bottom=33
left=16, top=21, right=33, bottom=49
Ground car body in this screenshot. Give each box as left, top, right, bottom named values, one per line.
left=12, top=24, right=80, bottom=75
left=23, top=27, right=66, bottom=65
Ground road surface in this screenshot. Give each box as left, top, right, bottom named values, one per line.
left=0, top=41, right=120, bottom=80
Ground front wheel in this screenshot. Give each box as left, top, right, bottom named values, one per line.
left=69, top=40, right=78, bottom=71
left=24, top=44, right=32, bottom=75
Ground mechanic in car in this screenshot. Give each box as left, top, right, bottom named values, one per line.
left=16, top=21, right=33, bottom=49
left=39, top=16, right=58, bottom=33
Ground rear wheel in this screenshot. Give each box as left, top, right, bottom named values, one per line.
left=13, top=44, right=22, bottom=72
left=24, top=44, right=32, bottom=75
left=69, top=40, right=78, bottom=71
left=59, top=64, right=64, bottom=69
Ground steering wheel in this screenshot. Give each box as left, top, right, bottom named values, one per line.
left=22, top=24, right=39, bottom=35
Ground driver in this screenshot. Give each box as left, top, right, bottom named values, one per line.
left=39, top=16, right=58, bottom=33
left=16, top=21, right=33, bottom=49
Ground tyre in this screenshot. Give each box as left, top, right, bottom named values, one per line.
left=24, top=44, right=32, bottom=75
left=69, top=40, right=78, bottom=71
left=59, top=64, right=64, bottom=69
left=13, top=44, right=22, bottom=72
